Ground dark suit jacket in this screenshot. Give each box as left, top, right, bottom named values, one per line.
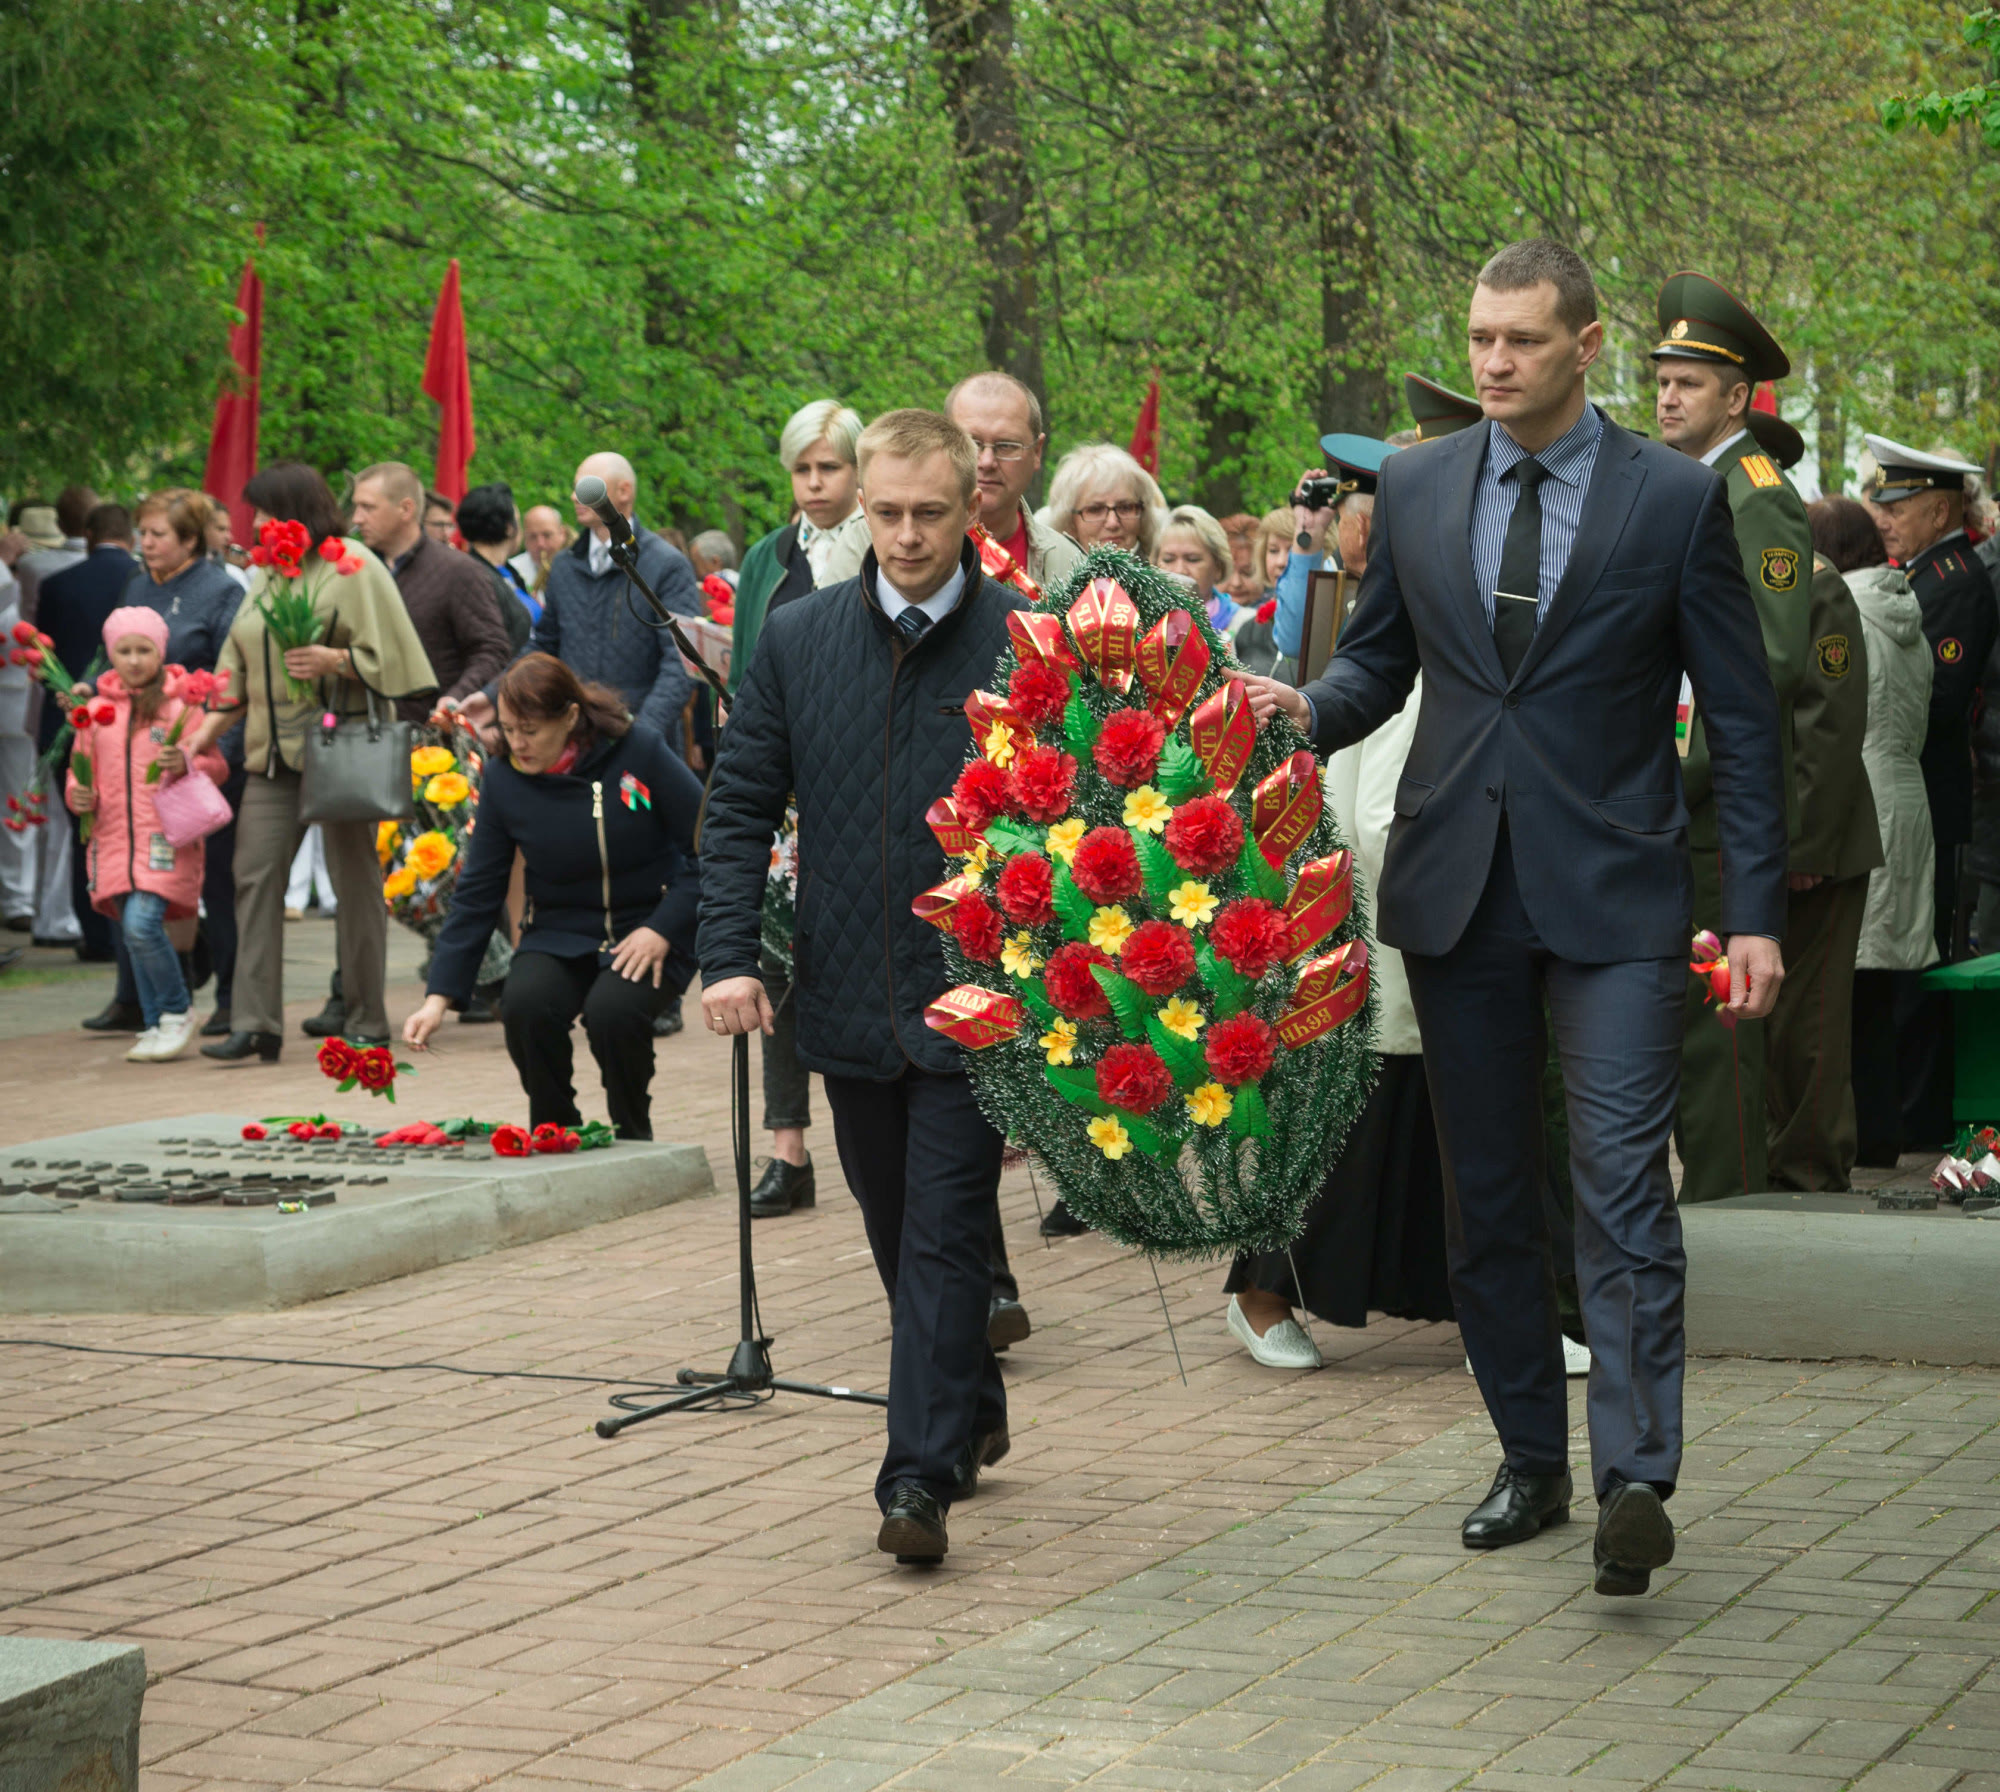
left=1300, top=410, right=1787, bottom=962
left=34, top=545, right=139, bottom=750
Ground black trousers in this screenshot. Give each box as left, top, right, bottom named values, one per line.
left=202, top=764, right=245, bottom=1009
left=1403, top=830, right=1688, bottom=1502
left=822, top=1065, right=1006, bottom=1513
left=502, top=948, right=680, bottom=1140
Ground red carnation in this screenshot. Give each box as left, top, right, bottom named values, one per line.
left=952, top=757, right=1011, bottom=832
left=1095, top=1041, right=1175, bottom=1114
left=354, top=1048, right=396, bottom=1092
left=951, top=890, right=1004, bottom=960
left=1044, top=941, right=1113, bottom=1019
left=1209, top=899, right=1289, bottom=978
left=1205, top=1011, right=1277, bottom=1085
left=1070, top=826, right=1142, bottom=904
left=996, top=852, right=1056, bottom=926
left=91, top=701, right=115, bottom=726
left=1163, top=795, right=1245, bottom=876
left=1092, top=707, right=1167, bottom=788
left=1256, top=599, right=1277, bottom=624
left=1120, top=919, right=1197, bottom=996
left=1008, top=745, right=1078, bottom=823
left=317, top=1038, right=359, bottom=1082
left=1007, top=660, right=1072, bottom=729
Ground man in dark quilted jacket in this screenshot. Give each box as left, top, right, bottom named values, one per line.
left=700, top=410, right=1017, bottom=1565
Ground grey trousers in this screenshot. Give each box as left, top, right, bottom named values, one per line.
left=233, top=769, right=388, bottom=1038
left=0, top=732, right=33, bottom=918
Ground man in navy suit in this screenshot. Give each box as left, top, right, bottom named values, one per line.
left=1247, top=240, right=1787, bottom=1596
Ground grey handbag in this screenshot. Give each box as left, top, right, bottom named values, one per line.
left=298, top=684, right=416, bottom=825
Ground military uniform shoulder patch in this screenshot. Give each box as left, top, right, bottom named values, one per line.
left=1741, top=453, right=1783, bottom=489
left=1816, top=634, right=1851, bottom=679
left=1760, top=546, right=1801, bottom=591
left=1940, top=636, right=1965, bottom=665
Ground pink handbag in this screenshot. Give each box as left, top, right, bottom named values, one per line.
left=151, top=769, right=233, bottom=848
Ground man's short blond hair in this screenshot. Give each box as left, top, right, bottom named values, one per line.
left=354, top=461, right=423, bottom=508
left=856, top=409, right=978, bottom=504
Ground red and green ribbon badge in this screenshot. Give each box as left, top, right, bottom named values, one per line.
left=619, top=771, right=651, bottom=811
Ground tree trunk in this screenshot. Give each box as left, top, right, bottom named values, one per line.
left=1313, top=0, right=1388, bottom=437
left=924, top=0, right=1046, bottom=429
left=1815, top=381, right=1842, bottom=502
left=1193, top=381, right=1253, bottom=517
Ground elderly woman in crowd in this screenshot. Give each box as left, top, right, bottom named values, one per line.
left=183, top=462, right=437, bottom=1063
left=1154, top=502, right=1276, bottom=674
left=1044, top=443, right=1166, bottom=559
left=1809, top=496, right=1939, bottom=1167
left=404, top=654, right=703, bottom=1140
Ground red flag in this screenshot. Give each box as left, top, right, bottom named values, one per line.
left=202, top=249, right=262, bottom=549
left=1752, top=381, right=1778, bottom=416
left=422, top=259, right=476, bottom=502
left=1128, top=376, right=1160, bottom=475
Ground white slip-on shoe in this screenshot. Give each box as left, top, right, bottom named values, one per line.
left=124, top=1027, right=162, bottom=1062
left=1226, top=1296, right=1322, bottom=1369
left=1563, top=1335, right=1593, bottom=1378
left=149, top=1010, right=197, bottom=1061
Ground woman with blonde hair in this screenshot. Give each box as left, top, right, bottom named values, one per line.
left=1155, top=502, right=1277, bottom=671
left=1045, top=443, right=1166, bottom=558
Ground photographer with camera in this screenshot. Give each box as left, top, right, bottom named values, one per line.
left=1270, top=437, right=1394, bottom=678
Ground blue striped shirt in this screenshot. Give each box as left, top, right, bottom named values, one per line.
left=1470, top=403, right=1605, bottom=627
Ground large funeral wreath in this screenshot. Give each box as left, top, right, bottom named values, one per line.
left=920, top=547, right=1379, bottom=1259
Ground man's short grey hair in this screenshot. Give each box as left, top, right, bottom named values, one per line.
left=944, top=370, right=1044, bottom=441
left=1045, top=442, right=1169, bottom=558
left=691, top=528, right=738, bottom=569
left=780, top=399, right=865, bottom=470
left=1477, top=238, right=1598, bottom=334
left=354, top=461, right=423, bottom=507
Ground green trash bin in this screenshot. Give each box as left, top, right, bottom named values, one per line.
left=1920, top=951, right=2000, bottom=1127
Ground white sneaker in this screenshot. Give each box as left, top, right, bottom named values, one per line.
left=1226, top=1296, right=1322, bottom=1369
left=125, top=1027, right=162, bottom=1062
left=1563, top=1335, right=1593, bottom=1378
left=149, top=1010, right=197, bottom=1061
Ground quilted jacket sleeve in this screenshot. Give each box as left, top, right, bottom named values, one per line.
left=696, top=618, right=795, bottom=988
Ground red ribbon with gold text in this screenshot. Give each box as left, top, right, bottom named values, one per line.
left=964, top=691, right=1035, bottom=765
left=1067, top=578, right=1141, bottom=693
left=1187, top=677, right=1256, bottom=795
left=911, top=875, right=979, bottom=930
left=970, top=520, right=1042, bottom=604
left=924, top=985, right=1025, bottom=1049
left=1007, top=609, right=1080, bottom=673
left=1281, top=851, right=1353, bottom=962
left=926, top=796, right=979, bottom=858
left=1275, top=940, right=1370, bottom=1047
left=1251, top=749, right=1323, bottom=868
left=1136, top=608, right=1211, bottom=729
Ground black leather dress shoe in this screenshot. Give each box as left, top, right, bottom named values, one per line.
left=200, top=1007, right=233, bottom=1038
left=459, top=981, right=502, bottom=1024
left=876, top=1482, right=948, bottom=1564
left=987, top=1295, right=1032, bottom=1351
left=1593, top=1481, right=1675, bottom=1596
left=1039, top=1197, right=1091, bottom=1237
left=1461, top=1462, right=1573, bottom=1549
left=81, top=1000, right=144, bottom=1033
left=200, top=1030, right=282, bottom=1063
left=301, top=1001, right=347, bottom=1039
left=950, top=1428, right=1011, bottom=1501
left=749, top=1155, right=815, bottom=1218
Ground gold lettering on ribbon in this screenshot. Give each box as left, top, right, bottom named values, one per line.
left=924, top=985, right=1026, bottom=1049
left=1276, top=940, right=1370, bottom=1047
left=971, top=521, right=1042, bottom=603
left=1252, top=749, right=1323, bottom=868
left=964, top=691, right=1034, bottom=764
left=1067, top=578, right=1141, bottom=693
left=1188, top=678, right=1257, bottom=795
left=1136, top=608, right=1212, bottom=728
left=1007, top=609, right=1079, bottom=672
left=927, top=796, right=977, bottom=858
left=911, top=875, right=978, bottom=930
left=1281, top=851, right=1353, bottom=961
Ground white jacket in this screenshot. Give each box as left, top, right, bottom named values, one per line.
left=1850, top=565, right=1938, bottom=971
left=1324, top=675, right=1422, bottom=1053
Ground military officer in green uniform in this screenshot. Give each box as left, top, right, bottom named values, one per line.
left=1403, top=372, right=1484, bottom=440
left=1749, top=413, right=1883, bottom=1188
left=1652, top=273, right=1813, bottom=1203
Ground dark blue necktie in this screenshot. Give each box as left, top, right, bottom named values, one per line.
left=1494, top=458, right=1547, bottom=680
left=895, top=607, right=932, bottom=645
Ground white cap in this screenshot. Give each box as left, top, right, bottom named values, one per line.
left=1863, top=432, right=1979, bottom=503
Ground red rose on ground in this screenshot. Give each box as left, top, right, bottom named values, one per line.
left=996, top=852, right=1056, bottom=925
left=952, top=757, right=1011, bottom=832
left=354, top=1048, right=396, bottom=1092
left=91, top=701, right=115, bottom=726
left=1163, top=795, right=1245, bottom=875
left=240, top=1123, right=267, bottom=1141
left=1007, top=660, right=1072, bottom=728
left=317, top=1038, right=359, bottom=1082
left=1044, top=941, right=1113, bottom=1019
left=951, top=890, right=1004, bottom=961
left=492, top=1125, right=532, bottom=1157
left=1208, top=898, right=1288, bottom=978
left=1095, top=1041, right=1175, bottom=1113
left=1007, top=745, right=1078, bottom=822
left=1205, top=1011, right=1277, bottom=1085
left=1092, top=707, right=1167, bottom=788
left=1120, top=920, right=1196, bottom=996
left=1070, top=826, right=1142, bottom=904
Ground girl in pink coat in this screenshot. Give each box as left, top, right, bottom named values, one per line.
left=65, top=607, right=228, bottom=1062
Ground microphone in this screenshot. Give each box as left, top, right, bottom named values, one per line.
left=573, top=474, right=633, bottom=547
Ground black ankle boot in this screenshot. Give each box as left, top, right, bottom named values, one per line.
left=200, top=1030, right=282, bottom=1063
left=749, top=1155, right=815, bottom=1217
left=81, top=1000, right=144, bottom=1033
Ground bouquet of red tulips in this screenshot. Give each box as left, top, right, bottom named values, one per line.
left=253, top=521, right=362, bottom=698
left=146, top=668, right=232, bottom=783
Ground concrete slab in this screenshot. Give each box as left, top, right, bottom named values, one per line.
left=1684, top=1191, right=2000, bottom=1366
left=0, top=1637, right=144, bottom=1792
left=0, top=1114, right=711, bottom=1313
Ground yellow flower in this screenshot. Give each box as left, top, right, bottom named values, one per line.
left=423, top=771, right=472, bottom=808
left=1169, top=880, right=1218, bottom=928
left=983, top=720, right=1018, bottom=767
left=1002, top=931, right=1043, bottom=979
left=1088, top=905, right=1135, bottom=953
left=405, top=829, right=456, bottom=880
left=1040, top=1017, right=1078, bottom=1066
left=1088, top=1115, right=1133, bottom=1160
left=410, top=745, right=457, bottom=780
left=382, top=865, right=418, bottom=901
left=1122, top=785, right=1171, bottom=834
left=376, top=820, right=402, bottom=867
left=1046, top=818, right=1085, bottom=864
left=1158, top=996, right=1206, bottom=1041
left=961, top=840, right=993, bottom=886
left=1187, top=1082, right=1234, bottom=1127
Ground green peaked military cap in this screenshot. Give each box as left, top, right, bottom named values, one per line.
left=1747, top=408, right=1805, bottom=471
left=1403, top=372, right=1483, bottom=440
left=1652, top=271, right=1790, bottom=385
left=1316, top=432, right=1398, bottom=497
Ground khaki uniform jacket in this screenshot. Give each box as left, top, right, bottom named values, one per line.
left=1791, top=559, right=1883, bottom=881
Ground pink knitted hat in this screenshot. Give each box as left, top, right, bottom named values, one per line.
left=102, top=607, right=170, bottom=654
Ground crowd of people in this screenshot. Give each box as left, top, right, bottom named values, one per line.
left=2, top=240, right=1993, bottom=1582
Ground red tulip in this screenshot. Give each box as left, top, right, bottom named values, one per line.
left=318, top=537, right=345, bottom=562
left=8, top=621, right=32, bottom=644
left=91, top=701, right=115, bottom=726
left=241, top=1124, right=268, bottom=1141
left=69, top=705, right=91, bottom=729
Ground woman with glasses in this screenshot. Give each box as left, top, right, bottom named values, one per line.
left=1045, top=443, right=1167, bottom=559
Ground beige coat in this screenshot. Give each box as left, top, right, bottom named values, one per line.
left=1849, top=564, right=1939, bottom=971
